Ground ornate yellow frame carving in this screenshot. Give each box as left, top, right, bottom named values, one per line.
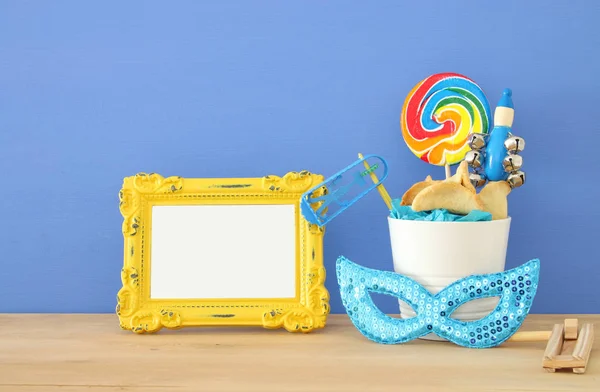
left=117, top=171, right=330, bottom=333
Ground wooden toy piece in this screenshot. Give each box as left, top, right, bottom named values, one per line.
left=358, top=153, right=392, bottom=210
left=564, top=318, right=578, bottom=340
left=508, top=330, right=552, bottom=342
left=507, top=318, right=594, bottom=373
left=542, top=319, right=594, bottom=374
left=572, top=324, right=595, bottom=374
left=542, top=323, right=565, bottom=369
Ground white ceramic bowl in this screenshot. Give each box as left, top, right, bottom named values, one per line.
left=387, top=216, right=511, bottom=341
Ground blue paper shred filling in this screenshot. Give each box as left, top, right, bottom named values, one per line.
left=390, top=199, right=492, bottom=222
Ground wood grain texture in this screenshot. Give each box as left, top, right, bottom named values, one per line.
left=508, top=330, right=552, bottom=342
left=544, top=323, right=565, bottom=361
left=573, top=324, right=594, bottom=362
left=565, top=319, right=579, bottom=340
left=0, top=314, right=598, bottom=392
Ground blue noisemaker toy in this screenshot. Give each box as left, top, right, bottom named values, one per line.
left=300, top=155, right=388, bottom=227
left=465, top=88, right=526, bottom=190
left=336, top=256, right=540, bottom=348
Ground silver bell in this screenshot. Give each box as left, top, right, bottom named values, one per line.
left=464, top=150, right=483, bottom=168
left=502, top=154, right=523, bottom=172
left=469, top=172, right=487, bottom=188
left=504, top=136, right=526, bottom=154
left=467, top=133, right=486, bottom=150
left=507, top=171, right=526, bottom=188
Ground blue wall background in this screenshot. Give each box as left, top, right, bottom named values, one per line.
left=1, top=1, right=599, bottom=314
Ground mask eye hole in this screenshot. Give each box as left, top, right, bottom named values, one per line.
left=366, top=292, right=405, bottom=316
left=449, top=296, right=501, bottom=320
left=361, top=284, right=419, bottom=320
left=447, top=274, right=535, bottom=322
left=397, top=298, right=418, bottom=319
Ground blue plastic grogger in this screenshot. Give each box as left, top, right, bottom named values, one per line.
left=300, top=154, right=389, bottom=227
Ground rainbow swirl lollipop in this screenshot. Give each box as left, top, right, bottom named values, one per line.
left=401, top=73, right=492, bottom=166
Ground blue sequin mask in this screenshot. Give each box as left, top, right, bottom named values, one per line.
left=336, top=256, right=540, bottom=348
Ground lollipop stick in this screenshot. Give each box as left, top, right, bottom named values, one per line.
left=445, top=164, right=451, bottom=179
left=358, top=153, right=392, bottom=210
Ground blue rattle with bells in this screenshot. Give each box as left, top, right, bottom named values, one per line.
left=465, top=89, right=526, bottom=189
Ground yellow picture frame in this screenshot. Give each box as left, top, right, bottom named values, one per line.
left=116, top=171, right=330, bottom=334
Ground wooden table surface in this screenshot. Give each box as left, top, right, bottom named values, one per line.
left=0, top=314, right=598, bottom=391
